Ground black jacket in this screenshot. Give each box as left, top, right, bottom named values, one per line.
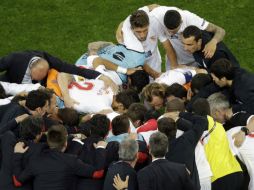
left=0, top=50, right=101, bottom=85
left=103, top=161, right=138, bottom=190
left=230, top=67, right=254, bottom=114
left=137, top=159, right=196, bottom=190
left=193, top=31, right=239, bottom=70
left=77, top=136, right=119, bottom=190
left=13, top=148, right=106, bottom=190
left=166, top=113, right=208, bottom=190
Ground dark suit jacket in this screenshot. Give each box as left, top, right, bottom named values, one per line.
left=13, top=148, right=106, bottom=190
left=0, top=103, right=29, bottom=137
left=0, top=131, right=47, bottom=190
left=166, top=113, right=208, bottom=189
left=230, top=67, right=254, bottom=114
left=137, top=159, right=196, bottom=190
left=103, top=161, right=138, bottom=190
left=193, top=31, right=239, bottom=70
left=0, top=50, right=101, bottom=84
left=77, top=136, right=119, bottom=190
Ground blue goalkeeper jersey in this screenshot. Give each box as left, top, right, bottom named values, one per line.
left=75, top=44, right=146, bottom=83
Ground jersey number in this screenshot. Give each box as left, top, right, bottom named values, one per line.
left=68, top=81, right=94, bottom=90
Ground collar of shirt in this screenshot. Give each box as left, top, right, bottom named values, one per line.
left=152, top=157, right=165, bottom=162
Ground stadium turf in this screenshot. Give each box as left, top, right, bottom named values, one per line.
left=0, top=0, right=253, bottom=71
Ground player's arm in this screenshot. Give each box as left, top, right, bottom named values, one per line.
left=203, top=23, right=226, bottom=58
left=161, top=40, right=178, bottom=69
left=233, top=115, right=254, bottom=147
left=116, top=21, right=124, bottom=43
left=92, top=57, right=141, bottom=75
left=57, top=72, right=79, bottom=108
left=143, top=63, right=160, bottom=79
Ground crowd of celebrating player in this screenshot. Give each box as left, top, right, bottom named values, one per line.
left=0, top=4, right=253, bottom=190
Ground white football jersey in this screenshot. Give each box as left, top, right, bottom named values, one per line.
left=122, top=7, right=167, bottom=72
left=150, top=6, right=209, bottom=67
left=227, top=127, right=254, bottom=190
left=69, top=79, right=113, bottom=114
left=155, top=68, right=196, bottom=86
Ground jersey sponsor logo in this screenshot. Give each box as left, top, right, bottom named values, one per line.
left=113, top=52, right=125, bottom=61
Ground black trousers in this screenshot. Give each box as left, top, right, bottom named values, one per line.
left=212, top=172, right=244, bottom=190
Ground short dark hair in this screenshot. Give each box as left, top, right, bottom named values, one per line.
left=144, top=109, right=161, bottom=121
left=129, top=70, right=150, bottom=93
left=183, top=25, right=202, bottom=41
left=39, top=88, right=54, bottom=106
left=165, top=83, right=187, bottom=100
left=166, top=98, right=185, bottom=112
left=164, top=10, right=181, bottom=30
left=149, top=132, right=168, bottom=157
left=57, top=108, right=79, bottom=127
left=112, top=114, right=130, bottom=136
left=11, top=94, right=27, bottom=103
left=130, top=10, right=149, bottom=29
left=158, top=117, right=177, bottom=140
left=20, top=116, right=44, bottom=141
left=78, top=120, right=94, bottom=137
left=192, top=98, right=210, bottom=116
left=115, top=89, right=140, bottom=110
left=191, top=73, right=212, bottom=95
left=90, top=114, right=110, bottom=138
left=47, top=124, right=67, bottom=151
left=210, top=58, right=234, bottom=80
left=25, top=90, right=50, bottom=111
left=127, top=103, right=147, bottom=124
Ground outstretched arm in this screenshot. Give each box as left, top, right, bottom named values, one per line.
left=162, top=40, right=178, bottom=69
left=92, top=57, right=141, bottom=75
left=203, top=23, right=226, bottom=58
left=57, top=72, right=79, bottom=108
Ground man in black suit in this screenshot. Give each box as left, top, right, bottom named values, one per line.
left=137, top=132, right=196, bottom=190
left=103, top=138, right=139, bottom=190
left=157, top=110, right=208, bottom=190
left=0, top=116, right=45, bottom=190
left=0, top=50, right=117, bottom=91
left=12, top=124, right=107, bottom=190
left=210, top=58, right=254, bottom=114
left=181, top=25, right=239, bottom=70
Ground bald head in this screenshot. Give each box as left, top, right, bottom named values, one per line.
left=30, top=58, right=50, bottom=81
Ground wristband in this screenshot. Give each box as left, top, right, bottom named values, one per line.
left=241, top=127, right=250, bottom=136
left=117, top=66, right=127, bottom=74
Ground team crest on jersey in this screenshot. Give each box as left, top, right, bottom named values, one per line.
left=145, top=50, right=152, bottom=58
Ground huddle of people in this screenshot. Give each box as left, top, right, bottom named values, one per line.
left=0, top=3, right=253, bottom=190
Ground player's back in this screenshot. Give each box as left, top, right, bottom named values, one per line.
left=69, top=79, right=113, bottom=113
